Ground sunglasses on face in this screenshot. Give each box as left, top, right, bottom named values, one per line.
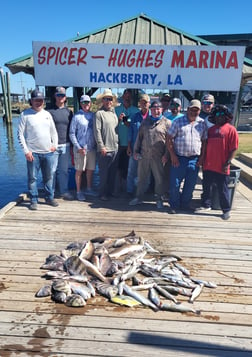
left=151, top=106, right=161, bottom=109
left=56, top=94, right=66, bottom=97
left=170, top=103, right=180, bottom=108
left=215, top=111, right=225, bottom=117
left=103, top=97, right=113, bottom=102
left=203, top=101, right=213, bottom=105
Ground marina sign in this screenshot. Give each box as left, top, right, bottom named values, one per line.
left=33, top=42, right=245, bottom=91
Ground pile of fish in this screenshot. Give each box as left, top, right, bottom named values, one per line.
left=36, top=231, right=217, bottom=314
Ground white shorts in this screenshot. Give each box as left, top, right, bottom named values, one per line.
left=74, top=150, right=96, bottom=171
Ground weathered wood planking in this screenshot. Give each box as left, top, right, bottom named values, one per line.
left=0, top=185, right=252, bottom=356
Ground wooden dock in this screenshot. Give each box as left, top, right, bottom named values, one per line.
left=0, top=182, right=252, bottom=356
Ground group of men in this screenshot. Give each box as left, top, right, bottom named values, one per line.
left=18, top=88, right=238, bottom=220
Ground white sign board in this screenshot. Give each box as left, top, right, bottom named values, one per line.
left=33, top=42, right=245, bottom=91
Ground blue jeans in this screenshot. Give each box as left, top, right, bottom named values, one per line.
left=127, top=156, right=138, bottom=193
left=169, top=155, right=199, bottom=209
left=27, top=152, right=55, bottom=203
left=52, top=144, right=71, bottom=195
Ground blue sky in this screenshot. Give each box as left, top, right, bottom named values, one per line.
left=0, top=0, right=251, bottom=96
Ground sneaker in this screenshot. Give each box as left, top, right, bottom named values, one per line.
left=45, top=199, right=59, bottom=207
left=76, top=192, right=86, bottom=201
left=29, top=202, right=38, bottom=210
left=84, top=188, right=98, bottom=197
left=195, top=206, right=211, bottom=212
left=222, top=211, right=230, bottom=220
left=129, top=197, right=142, bottom=206
left=169, top=208, right=177, bottom=214
left=156, top=200, right=163, bottom=209
left=161, top=193, right=169, bottom=201
left=62, top=192, right=74, bottom=200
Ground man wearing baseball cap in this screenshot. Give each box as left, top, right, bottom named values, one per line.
left=167, top=99, right=208, bottom=213
left=167, top=97, right=183, bottom=121
left=69, top=94, right=97, bottom=201
left=129, top=100, right=171, bottom=210
left=161, top=93, right=171, bottom=118
left=200, top=93, right=215, bottom=128
left=127, top=93, right=150, bottom=196
left=18, top=89, right=58, bottom=210
left=48, top=87, right=74, bottom=200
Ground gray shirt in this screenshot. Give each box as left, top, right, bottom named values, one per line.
left=94, top=107, right=119, bottom=152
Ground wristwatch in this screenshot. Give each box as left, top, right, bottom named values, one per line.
left=225, top=159, right=231, bottom=165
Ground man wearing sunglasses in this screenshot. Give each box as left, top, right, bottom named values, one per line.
left=129, top=100, right=171, bottom=210
left=115, top=89, right=139, bottom=196
left=167, top=98, right=183, bottom=121
left=69, top=95, right=97, bottom=201
left=18, top=89, right=58, bottom=210
left=161, top=93, right=171, bottom=119
left=167, top=99, right=207, bottom=214
left=197, top=105, right=238, bottom=220
left=94, top=89, right=119, bottom=201
left=200, top=93, right=215, bottom=128
left=48, top=87, right=73, bottom=201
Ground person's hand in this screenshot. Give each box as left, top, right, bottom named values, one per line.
left=119, top=113, right=125, bottom=121
left=127, top=146, right=132, bottom=156
left=50, top=146, right=57, bottom=152
left=197, top=156, right=204, bottom=167
left=78, top=148, right=86, bottom=156
left=25, top=152, right=34, bottom=162
left=170, top=152, right=179, bottom=167
left=101, top=148, right=107, bottom=156
left=223, top=163, right=229, bottom=173
left=161, top=155, right=168, bottom=166
left=134, top=153, right=141, bottom=160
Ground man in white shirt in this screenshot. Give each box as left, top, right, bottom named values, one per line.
left=18, top=89, right=58, bottom=210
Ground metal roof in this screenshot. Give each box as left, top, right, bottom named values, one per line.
left=5, top=13, right=252, bottom=83
left=4, top=13, right=213, bottom=76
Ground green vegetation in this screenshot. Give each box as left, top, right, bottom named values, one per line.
left=237, top=133, right=252, bottom=156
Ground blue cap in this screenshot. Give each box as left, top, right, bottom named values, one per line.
left=31, top=89, right=44, bottom=100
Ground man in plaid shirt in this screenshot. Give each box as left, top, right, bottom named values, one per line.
left=166, top=99, right=207, bottom=213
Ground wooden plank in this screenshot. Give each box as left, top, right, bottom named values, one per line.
left=0, top=185, right=251, bottom=356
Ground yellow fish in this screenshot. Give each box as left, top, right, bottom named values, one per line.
left=110, top=295, right=141, bottom=307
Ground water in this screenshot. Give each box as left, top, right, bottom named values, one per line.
left=0, top=116, right=27, bottom=208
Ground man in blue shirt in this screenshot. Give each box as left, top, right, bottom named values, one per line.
left=115, top=89, right=139, bottom=195
left=126, top=94, right=150, bottom=196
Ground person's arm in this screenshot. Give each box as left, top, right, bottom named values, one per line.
left=49, top=114, right=58, bottom=151
left=197, top=139, right=207, bottom=167
left=17, top=112, right=35, bottom=161
left=166, top=133, right=179, bottom=167
left=94, top=111, right=106, bottom=155
left=69, top=116, right=81, bottom=150
left=133, top=123, right=143, bottom=159
left=223, top=149, right=237, bottom=173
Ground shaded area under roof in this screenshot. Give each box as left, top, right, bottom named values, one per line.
left=5, top=13, right=252, bottom=84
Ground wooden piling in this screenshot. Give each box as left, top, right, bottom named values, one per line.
left=0, top=68, right=10, bottom=123
left=6, top=72, right=12, bottom=123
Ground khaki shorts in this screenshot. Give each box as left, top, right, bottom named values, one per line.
left=74, top=150, right=96, bottom=171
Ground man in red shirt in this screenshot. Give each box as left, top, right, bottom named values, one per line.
left=198, top=105, right=239, bottom=220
